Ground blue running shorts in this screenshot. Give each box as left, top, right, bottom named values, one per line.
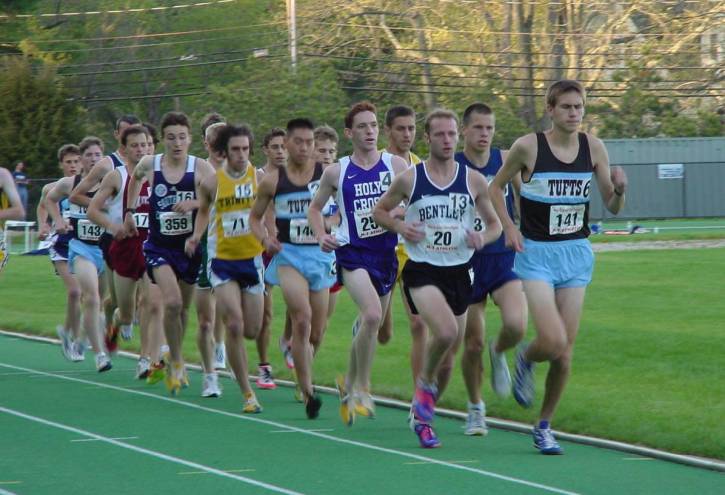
left=514, top=238, right=594, bottom=289
left=68, top=238, right=105, bottom=275
left=335, top=244, right=398, bottom=297
left=209, top=256, right=264, bottom=294
left=264, top=243, right=335, bottom=292
left=469, top=250, right=519, bottom=304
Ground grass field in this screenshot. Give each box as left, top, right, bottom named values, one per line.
left=1, top=247, right=724, bottom=460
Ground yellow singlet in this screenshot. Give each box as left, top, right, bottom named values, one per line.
left=207, top=165, right=263, bottom=261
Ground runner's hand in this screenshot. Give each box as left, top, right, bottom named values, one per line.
left=55, top=219, right=72, bottom=235
left=318, top=233, right=339, bottom=253
left=173, top=200, right=197, bottom=214
left=503, top=225, right=524, bottom=252
left=262, top=237, right=282, bottom=256
left=465, top=229, right=486, bottom=251
left=611, top=166, right=627, bottom=195
left=108, top=223, right=127, bottom=241
left=124, top=212, right=138, bottom=238
left=38, top=223, right=51, bottom=240
left=400, top=221, right=425, bottom=243
left=184, top=235, right=199, bottom=257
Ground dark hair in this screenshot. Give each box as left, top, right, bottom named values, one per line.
left=313, top=125, right=338, bottom=143
left=115, top=115, right=141, bottom=131
left=345, top=101, right=376, bottom=129
left=546, top=79, right=586, bottom=107
left=57, top=144, right=80, bottom=162
left=424, top=109, right=459, bottom=134
left=286, top=118, right=315, bottom=135
left=78, top=136, right=104, bottom=155
left=262, top=128, right=286, bottom=148
left=462, top=103, right=493, bottom=126
left=385, top=105, right=416, bottom=128
left=160, top=111, right=191, bottom=134
left=200, top=112, right=226, bottom=139
left=120, top=125, right=149, bottom=146
left=143, top=122, right=159, bottom=145
left=212, top=124, right=254, bottom=157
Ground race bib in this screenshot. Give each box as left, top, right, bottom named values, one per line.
left=289, top=218, right=316, bottom=244
left=354, top=209, right=384, bottom=239
left=234, top=182, right=253, bottom=199
left=549, top=204, right=585, bottom=235
left=424, top=223, right=463, bottom=253
left=77, top=219, right=104, bottom=242
left=132, top=212, right=149, bottom=229
left=222, top=211, right=250, bottom=238
left=159, top=211, right=192, bottom=236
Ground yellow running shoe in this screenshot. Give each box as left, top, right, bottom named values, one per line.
left=180, top=366, right=190, bottom=389
left=243, top=393, right=262, bottom=414
left=336, top=375, right=355, bottom=426
left=146, top=361, right=166, bottom=385
left=165, top=361, right=183, bottom=396
left=354, top=391, right=375, bottom=419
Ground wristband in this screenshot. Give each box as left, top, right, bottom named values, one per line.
left=128, top=207, right=137, bottom=214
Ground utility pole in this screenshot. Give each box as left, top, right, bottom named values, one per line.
left=286, top=0, right=297, bottom=74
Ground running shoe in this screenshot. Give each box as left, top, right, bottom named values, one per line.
left=73, top=339, right=87, bottom=362
left=464, top=402, right=488, bottom=436
left=135, top=357, right=151, bottom=380
left=533, top=425, right=563, bottom=455
left=56, top=326, right=78, bottom=362
left=180, top=366, right=190, bottom=388
left=335, top=375, right=355, bottom=426
left=414, top=422, right=441, bottom=448
left=164, top=361, right=182, bottom=396
left=293, top=384, right=304, bottom=403
left=201, top=373, right=220, bottom=398
left=513, top=344, right=535, bottom=408
left=279, top=336, right=294, bottom=369
left=146, top=361, right=166, bottom=385
left=213, top=342, right=227, bottom=370
left=256, top=364, right=277, bottom=390
left=95, top=352, right=112, bottom=373
left=243, top=393, right=262, bottom=414
left=489, top=339, right=512, bottom=398
left=412, top=380, right=438, bottom=423
left=120, top=324, right=133, bottom=341
left=354, top=391, right=375, bottom=419
left=305, top=393, right=322, bottom=419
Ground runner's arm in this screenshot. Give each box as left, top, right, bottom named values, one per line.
left=469, top=172, right=502, bottom=249
left=0, top=168, right=25, bottom=221
left=308, top=164, right=339, bottom=252
left=36, top=182, right=55, bottom=239
left=123, top=156, right=153, bottom=233
left=249, top=171, right=281, bottom=254
left=185, top=174, right=215, bottom=256
left=87, top=170, right=123, bottom=238
left=589, top=135, right=626, bottom=215
left=373, top=168, right=423, bottom=242
left=46, top=177, right=73, bottom=233
left=68, top=157, right=112, bottom=207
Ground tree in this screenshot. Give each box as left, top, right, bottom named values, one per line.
left=0, top=56, right=85, bottom=179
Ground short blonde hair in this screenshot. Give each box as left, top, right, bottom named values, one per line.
left=424, top=108, right=459, bottom=134
left=546, top=80, right=586, bottom=107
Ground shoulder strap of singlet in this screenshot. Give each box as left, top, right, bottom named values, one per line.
left=186, top=155, right=195, bottom=173
left=110, top=152, right=124, bottom=168
left=153, top=154, right=162, bottom=172
left=381, top=151, right=393, bottom=171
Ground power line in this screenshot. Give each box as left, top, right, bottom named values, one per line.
left=0, top=0, right=238, bottom=20
left=301, top=52, right=722, bottom=71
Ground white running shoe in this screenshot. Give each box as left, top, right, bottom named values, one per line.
left=279, top=336, right=294, bottom=369
left=489, top=339, right=512, bottom=398
left=73, top=340, right=87, bottom=362
left=256, top=364, right=277, bottom=389
left=56, top=326, right=78, bottom=362
left=120, top=324, right=133, bottom=341
left=464, top=402, right=489, bottom=436
left=95, top=352, right=112, bottom=373
left=201, top=373, right=221, bottom=398
left=213, top=342, right=227, bottom=370
left=135, top=357, right=151, bottom=380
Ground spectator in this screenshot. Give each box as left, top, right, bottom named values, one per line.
left=12, top=161, right=29, bottom=218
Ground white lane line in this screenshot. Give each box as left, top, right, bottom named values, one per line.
left=405, top=460, right=478, bottom=465
left=0, top=369, right=134, bottom=376
left=0, top=406, right=303, bottom=495
left=71, top=436, right=139, bottom=442
left=179, top=469, right=255, bottom=475
left=269, top=428, right=334, bottom=433
left=623, top=457, right=655, bottom=461
left=0, top=362, right=579, bottom=495
left=0, top=487, right=18, bottom=495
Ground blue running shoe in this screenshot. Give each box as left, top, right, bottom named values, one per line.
left=533, top=425, right=563, bottom=455
left=412, top=380, right=438, bottom=423
left=414, top=423, right=441, bottom=448
left=513, top=345, right=535, bottom=408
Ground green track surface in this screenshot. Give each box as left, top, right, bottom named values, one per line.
left=0, top=335, right=722, bottom=495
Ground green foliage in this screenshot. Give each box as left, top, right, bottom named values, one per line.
left=0, top=56, right=85, bottom=178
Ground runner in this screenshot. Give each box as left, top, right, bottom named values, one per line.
left=87, top=125, right=164, bottom=379
left=457, top=102, right=527, bottom=436
left=379, top=105, right=428, bottom=387
left=249, top=117, right=335, bottom=419
left=124, top=111, right=215, bottom=395
left=490, top=80, right=627, bottom=454
left=257, top=127, right=289, bottom=390
left=69, top=115, right=141, bottom=350
left=309, top=102, right=407, bottom=425
left=47, top=138, right=112, bottom=372
left=0, top=166, right=26, bottom=274
left=186, top=123, right=265, bottom=413
left=195, top=114, right=228, bottom=394
left=373, top=109, right=502, bottom=448
left=37, top=146, right=82, bottom=360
